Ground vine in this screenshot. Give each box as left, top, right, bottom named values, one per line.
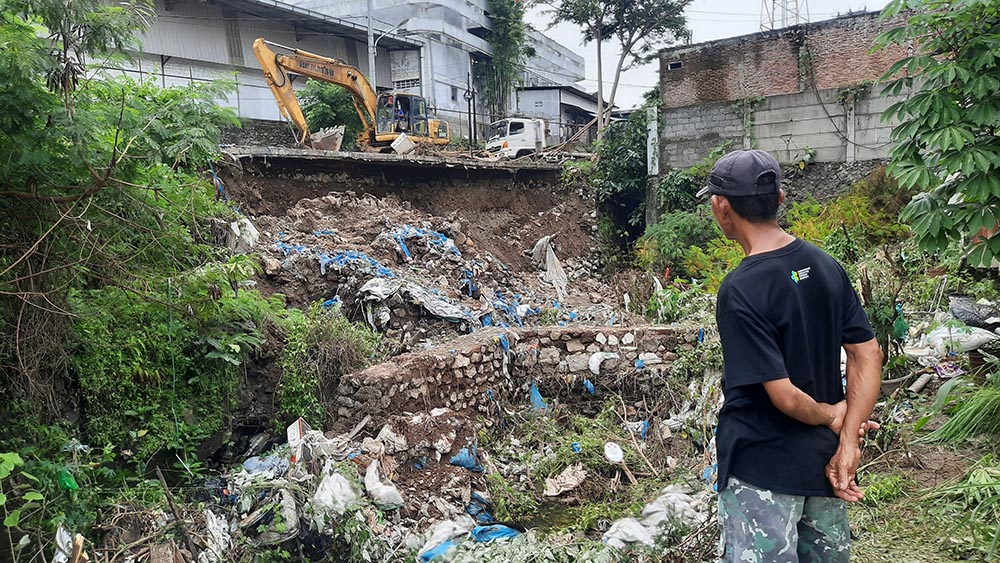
left=729, top=95, right=764, bottom=149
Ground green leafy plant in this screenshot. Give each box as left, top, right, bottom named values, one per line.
left=475, top=0, right=534, bottom=119
left=877, top=0, right=1000, bottom=266
left=636, top=208, right=718, bottom=278
left=300, top=79, right=365, bottom=150
left=278, top=304, right=384, bottom=427
left=646, top=281, right=711, bottom=323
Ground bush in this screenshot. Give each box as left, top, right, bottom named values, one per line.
left=278, top=304, right=385, bottom=427
left=300, top=79, right=366, bottom=150
left=636, top=208, right=719, bottom=278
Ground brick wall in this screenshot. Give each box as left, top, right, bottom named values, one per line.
left=659, top=11, right=907, bottom=110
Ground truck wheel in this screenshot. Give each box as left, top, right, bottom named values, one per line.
left=515, top=149, right=534, bottom=159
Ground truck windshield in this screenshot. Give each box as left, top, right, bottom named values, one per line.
left=488, top=120, right=508, bottom=142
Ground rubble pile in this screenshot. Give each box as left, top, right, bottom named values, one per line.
left=251, top=192, right=617, bottom=351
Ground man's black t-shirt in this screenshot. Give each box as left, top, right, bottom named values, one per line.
left=715, top=238, right=874, bottom=497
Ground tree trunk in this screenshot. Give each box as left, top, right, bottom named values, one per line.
left=604, top=48, right=630, bottom=130
left=595, top=26, right=605, bottom=141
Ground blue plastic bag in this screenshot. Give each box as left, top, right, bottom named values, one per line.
left=420, top=540, right=457, bottom=561
left=530, top=381, right=548, bottom=410
left=471, top=524, right=521, bottom=543
left=450, top=446, right=483, bottom=472
left=583, top=379, right=596, bottom=395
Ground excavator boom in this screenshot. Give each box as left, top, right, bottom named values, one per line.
left=253, top=38, right=377, bottom=146
left=253, top=37, right=449, bottom=149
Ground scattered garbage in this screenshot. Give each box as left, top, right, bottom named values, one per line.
left=470, top=524, right=522, bottom=543
left=543, top=463, right=587, bottom=497
left=921, top=324, right=999, bottom=354
left=603, top=485, right=709, bottom=550
left=949, top=295, right=1000, bottom=331
left=364, top=460, right=405, bottom=510
left=242, top=455, right=289, bottom=476
left=531, top=235, right=569, bottom=299
left=465, top=492, right=495, bottom=524
left=310, top=464, right=361, bottom=524
left=530, top=380, right=548, bottom=410
left=227, top=218, right=259, bottom=254
left=418, top=516, right=475, bottom=561
left=450, top=445, right=484, bottom=473
left=589, top=351, right=619, bottom=375
left=198, top=509, right=231, bottom=563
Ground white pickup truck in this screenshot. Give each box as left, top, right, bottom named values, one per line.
left=485, top=118, right=546, bottom=158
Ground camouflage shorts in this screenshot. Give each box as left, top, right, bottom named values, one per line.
left=718, top=476, right=849, bottom=563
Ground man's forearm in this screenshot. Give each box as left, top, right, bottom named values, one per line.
left=840, top=341, right=882, bottom=445
left=763, top=378, right=840, bottom=429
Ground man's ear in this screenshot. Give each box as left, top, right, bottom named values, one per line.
left=778, top=189, right=786, bottom=206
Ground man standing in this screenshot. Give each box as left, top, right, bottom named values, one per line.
left=699, top=150, right=883, bottom=562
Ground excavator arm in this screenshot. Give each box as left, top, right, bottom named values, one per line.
left=252, top=38, right=378, bottom=146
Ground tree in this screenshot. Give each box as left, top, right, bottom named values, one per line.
left=477, top=0, right=534, bottom=119
left=878, top=0, right=1000, bottom=266
left=300, top=79, right=365, bottom=150
left=545, top=0, right=691, bottom=138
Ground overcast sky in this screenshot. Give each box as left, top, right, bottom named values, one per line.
left=526, top=0, right=892, bottom=109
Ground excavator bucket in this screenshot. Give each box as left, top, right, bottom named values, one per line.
left=309, top=126, right=345, bottom=151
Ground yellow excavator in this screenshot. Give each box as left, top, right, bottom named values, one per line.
left=252, top=38, right=450, bottom=150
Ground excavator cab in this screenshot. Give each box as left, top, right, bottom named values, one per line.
left=375, top=93, right=430, bottom=141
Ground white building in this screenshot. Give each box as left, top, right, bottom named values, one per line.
left=124, top=0, right=587, bottom=142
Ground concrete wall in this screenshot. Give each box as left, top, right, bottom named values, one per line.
left=658, top=11, right=906, bottom=110
left=659, top=85, right=905, bottom=168
left=330, top=325, right=698, bottom=430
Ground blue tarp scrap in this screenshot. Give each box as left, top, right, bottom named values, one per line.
left=583, top=379, right=596, bottom=395
left=471, top=524, right=522, bottom=543
left=322, top=297, right=341, bottom=309
left=492, top=292, right=524, bottom=328
left=480, top=313, right=493, bottom=327
left=698, top=327, right=705, bottom=343
left=497, top=334, right=510, bottom=353
left=420, top=540, right=458, bottom=561
left=274, top=241, right=307, bottom=256
left=465, top=492, right=494, bottom=524
left=394, top=225, right=461, bottom=258
left=635, top=358, right=646, bottom=369
left=317, top=250, right=395, bottom=277
left=572, top=442, right=582, bottom=453
left=450, top=445, right=483, bottom=472
left=530, top=380, right=548, bottom=410
left=313, top=229, right=336, bottom=236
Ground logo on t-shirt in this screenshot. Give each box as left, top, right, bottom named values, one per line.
left=790, top=267, right=811, bottom=283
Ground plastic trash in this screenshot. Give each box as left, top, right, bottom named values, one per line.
left=310, top=465, right=361, bottom=524
left=449, top=445, right=484, bottom=472
left=589, top=352, right=619, bottom=375
left=950, top=296, right=1000, bottom=331
left=583, top=379, right=596, bottom=395
left=604, top=442, right=624, bottom=463
left=227, top=218, right=259, bottom=254
left=421, top=540, right=458, bottom=561
left=634, top=358, right=646, bottom=369
left=242, top=455, right=289, bottom=476
left=543, top=463, right=587, bottom=497
left=530, top=380, right=548, bottom=410
left=471, top=524, right=522, bottom=542
left=465, top=492, right=494, bottom=524
left=418, top=516, right=474, bottom=561
left=603, top=518, right=655, bottom=549
left=57, top=469, right=79, bottom=491
left=52, top=526, right=73, bottom=563
left=239, top=489, right=298, bottom=545
left=922, top=324, right=998, bottom=354
left=622, top=421, right=649, bottom=440
left=571, top=442, right=582, bottom=454
left=197, top=509, right=231, bottom=563
left=531, top=235, right=568, bottom=298
left=364, top=460, right=404, bottom=510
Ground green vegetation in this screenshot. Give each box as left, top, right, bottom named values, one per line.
left=476, top=0, right=533, bottom=120
left=277, top=304, right=384, bottom=427
left=877, top=0, right=1000, bottom=266
left=300, top=79, right=365, bottom=150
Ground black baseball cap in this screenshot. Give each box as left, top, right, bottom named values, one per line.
left=696, top=149, right=781, bottom=198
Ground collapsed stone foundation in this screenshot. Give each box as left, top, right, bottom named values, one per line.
left=331, top=325, right=701, bottom=430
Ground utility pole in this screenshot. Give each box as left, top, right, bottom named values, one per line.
left=367, top=0, right=377, bottom=91
left=464, top=71, right=474, bottom=156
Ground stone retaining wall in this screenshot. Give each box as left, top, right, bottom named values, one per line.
left=330, top=325, right=700, bottom=430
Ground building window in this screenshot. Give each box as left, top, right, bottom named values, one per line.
left=534, top=100, right=543, bottom=108
left=667, top=61, right=683, bottom=70
left=451, top=86, right=458, bottom=102
left=393, top=78, right=421, bottom=90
